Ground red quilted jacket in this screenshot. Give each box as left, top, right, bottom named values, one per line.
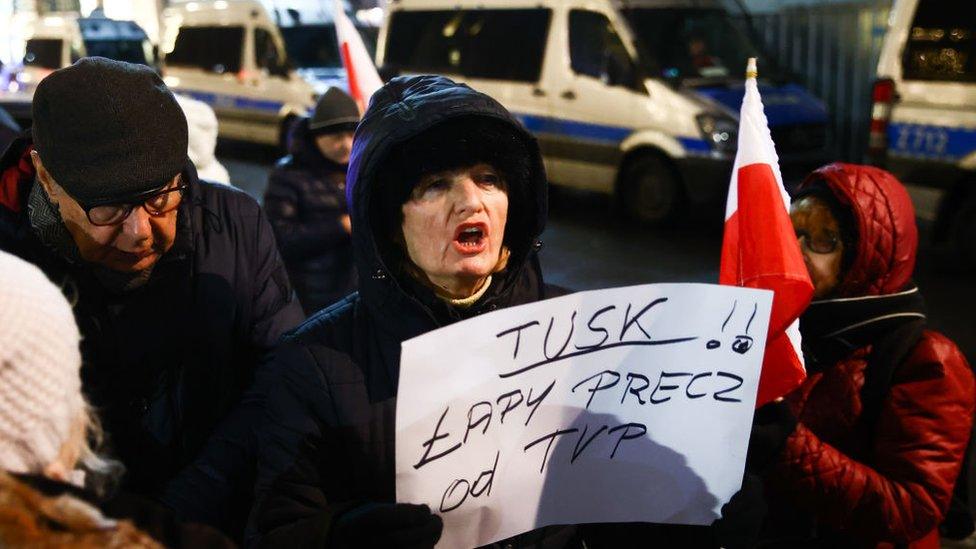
left=765, top=163, right=975, bottom=548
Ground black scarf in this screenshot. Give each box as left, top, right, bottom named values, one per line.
left=27, top=179, right=82, bottom=264
left=800, top=285, right=927, bottom=373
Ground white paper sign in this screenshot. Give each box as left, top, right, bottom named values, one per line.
left=396, top=283, right=773, bottom=549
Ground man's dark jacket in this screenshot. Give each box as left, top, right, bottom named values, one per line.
left=264, top=118, right=355, bottom=315
left=0, top=106, right=19, bottom=157
left=0, top=136, right=305, bottom=535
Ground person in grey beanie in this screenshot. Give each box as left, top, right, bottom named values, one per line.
left=0, top=249, right=234, bottom=549
left=264, top=86, right=360, bottom=314
left=0, top=57, right=304, bottom=540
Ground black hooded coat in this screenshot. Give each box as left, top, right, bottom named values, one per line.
left=247, top=76, right=731, bottom=549
left=247, top=76, right=585, bottom=547
left=264, top=118, right=355, bottom=315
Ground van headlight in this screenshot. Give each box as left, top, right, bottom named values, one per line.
left=696, top=114, right=737, bottom=154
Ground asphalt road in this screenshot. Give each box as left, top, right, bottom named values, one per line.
left=218, top=141, right=975, bottom=364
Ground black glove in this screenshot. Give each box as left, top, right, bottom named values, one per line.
left=710, top=472, right=767, bottom=549
left=328, top=502, right=443, bottom=549
left=745, top=400, right=797, bottom=474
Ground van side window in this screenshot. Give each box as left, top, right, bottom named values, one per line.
left=386, top=9, right=551, bottom=82
left=255, top=27, right=284, bottom=72
left=166, top=26, right=244, bottom=74
left=569, top=10, right=633, bottom=85
left=280, top=24, right=342, bottom=69
left=903, top=0, right=975, bottom=82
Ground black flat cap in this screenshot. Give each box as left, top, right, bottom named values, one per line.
left=32, top=57, right=188, bottom=204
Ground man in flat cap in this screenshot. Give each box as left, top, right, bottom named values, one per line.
left=0, top=57, right=304, bottom=537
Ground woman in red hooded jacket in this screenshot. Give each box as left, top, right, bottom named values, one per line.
left=755, top=163, right=975, bottom=548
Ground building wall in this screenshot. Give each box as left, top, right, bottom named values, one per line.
left=745, top=0, right=894, bottom=161
left=743, top=0, right=884, bottom=14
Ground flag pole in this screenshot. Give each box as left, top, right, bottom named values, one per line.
left=719, top=55, right=814, bottom=406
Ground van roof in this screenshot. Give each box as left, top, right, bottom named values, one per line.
left=27, top=14, right=79, bottom=39
left=78, top=17, right=148, bottom=41
left=164, top=0, right=274, bottom=25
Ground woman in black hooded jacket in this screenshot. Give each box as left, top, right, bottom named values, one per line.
left=248, top=76, right=753, bottom=549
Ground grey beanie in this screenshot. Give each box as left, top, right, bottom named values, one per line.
left=32, top=57, right=188, bottom=205
left=309, top=87, right=360, bottom=135
left=0, top=250, right=84, bottom=475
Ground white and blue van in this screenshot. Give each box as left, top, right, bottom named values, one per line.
left=870, top=0, right=976, bottom=264
left=269, top=4, right=380, bottom=97
left=160, top=0, right=316, bottom=148
left=378, top=0, right=829, bottom=223
left=0, top=12, right=155, bottom=127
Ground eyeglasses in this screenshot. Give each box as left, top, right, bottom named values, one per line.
left=81, top=183, right=188, bottom=226
left=795, top=228, right=842, bottom=254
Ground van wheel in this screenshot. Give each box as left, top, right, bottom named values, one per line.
left=278, top=115, right=297, bottom=153
left=954, top=193, right=976, bottom=268
left=619, top=154, right=685, bottom=225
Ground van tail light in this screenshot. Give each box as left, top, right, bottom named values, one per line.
left=868, top=78, right=896, bottom=164
left=237, top=69, right=256, bottom=84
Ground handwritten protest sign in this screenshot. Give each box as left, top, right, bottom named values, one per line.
left=396, top=283, right=773, bottom=548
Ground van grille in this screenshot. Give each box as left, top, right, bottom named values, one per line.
left=771, top=123, right=827, bottom=154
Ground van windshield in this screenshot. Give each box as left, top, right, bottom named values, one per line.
left=622, top=8, right=760, bottom=80
left=23, top=38, right=62, bottom=69
left=166, top=26, right=244, bottom=74
left=902, top=0, right=976, bottom=82
left=385, top=9, right=551, bottom=82
left=84, top=39, right=151, bottom=65
left=280, top=25, right=341, bottom=68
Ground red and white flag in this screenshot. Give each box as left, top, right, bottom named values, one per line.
left=334, top=1, right=383, bottom=113
left=719, top=58, right=814, bottom=407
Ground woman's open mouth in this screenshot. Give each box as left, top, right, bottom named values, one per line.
left=452, top=222, right=489, bottom=255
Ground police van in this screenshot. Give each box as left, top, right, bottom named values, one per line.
left=870, top=0, right=976, bottom=264
left=0, top=12, right=155, bottom=127
left=377, top=0, right=829, bottom=223
left=160, top=0, right=316, bottom=148
left=272, top=5, right=380, bottom=97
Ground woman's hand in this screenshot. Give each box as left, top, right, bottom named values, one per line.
left=745, top=400, right=798, bottom=474
left=710, top=473, right=767, bottom=549
left=328, top=502, right=443, bottom=549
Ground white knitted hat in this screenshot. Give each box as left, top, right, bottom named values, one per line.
left=0, top=250, right=84, bottom=474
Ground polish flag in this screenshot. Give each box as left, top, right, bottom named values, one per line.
left=719, top=58, right=814, bottom=407
left=334, top=1, right=383, bottom=113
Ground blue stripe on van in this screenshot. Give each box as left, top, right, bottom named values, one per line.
left=695, top=83, right=829, bottom=127
left=514, top=113, right=630, bottom=143
left=513, top=112, right=711, bottom=155
left=233, top=96, right=285, bottom=112
left=178, top=89, right=284, bottom=113
left=181, top=90, right=218, bottom=104
left=887, top=122, right=976, bottom=161
left=678, top=136, right=712, bottom=154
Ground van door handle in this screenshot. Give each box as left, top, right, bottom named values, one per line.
left=560, top=90, right=577, bottom=100
left=532, top=88, right=546, bottom=97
